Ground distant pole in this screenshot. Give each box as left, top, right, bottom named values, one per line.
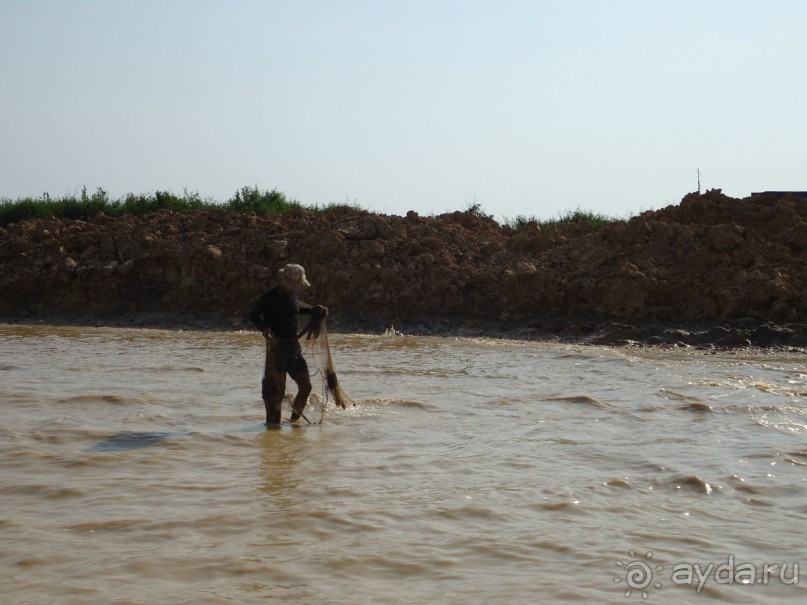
left=697, top=168, right=702, bottom=194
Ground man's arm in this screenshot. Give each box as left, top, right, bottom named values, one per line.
left=299, top=304, right=328, bottom=318
left=249, top=294, right=267, bottom=330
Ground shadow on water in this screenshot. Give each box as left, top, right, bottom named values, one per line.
left=88, top=431, right=189, bottom=452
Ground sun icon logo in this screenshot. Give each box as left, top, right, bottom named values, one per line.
left=615, top=550, right=664, bottom=599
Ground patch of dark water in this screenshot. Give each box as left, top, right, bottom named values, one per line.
left=87, top=431, right=189, bottom=451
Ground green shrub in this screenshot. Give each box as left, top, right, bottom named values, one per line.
left=308, top=201, right=364, bottom=214
left=0, top=197, right=44, bottom=224
left=224, top=186, right=300, bottom=215
left=502, top=214, right=538, bottom=230
left=538, top=208, right=617, bottom=229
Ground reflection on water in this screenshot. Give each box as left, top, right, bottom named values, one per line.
left=1, top=324, right=806, bottom=604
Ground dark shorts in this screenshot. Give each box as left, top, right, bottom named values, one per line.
left=271, top=338, right=309, bottom=376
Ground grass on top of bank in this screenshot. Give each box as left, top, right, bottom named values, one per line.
left=464, top=201, right=618, bottom=230
left=0, top=186, right=319, bottom=226
left=1, top=186, right=620, bottom=230
left=505, top=209, right=617, bottom=230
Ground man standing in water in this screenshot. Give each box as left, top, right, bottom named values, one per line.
left=249, top=263, right=327, bottom=425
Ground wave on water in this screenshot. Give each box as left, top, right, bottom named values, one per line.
left=356, top=398, right=437, bottom=411
left=542, top=394, right=607, bottom=407
left=58, top=394, right=132, bottom=405
left=129, top=365, right=206, bottom=373
left=680, top=401, right=714, bottom=412
left=784, top=451, right=807, bottom=466
left=672, top=474, right=720, bottom=495
left=557, top=352, right=595, bottom=360
left=347, top=367, right=467, bottom=378
left=750, top=404, right=807, bottom=433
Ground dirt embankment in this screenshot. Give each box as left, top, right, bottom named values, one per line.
left=1, top=189, right=806, bottom=348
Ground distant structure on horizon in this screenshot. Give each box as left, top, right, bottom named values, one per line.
left=750, top=191, right=807, bottom=199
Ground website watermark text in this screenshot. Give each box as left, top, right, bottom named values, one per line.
left=615, top=551, right=799, bottom=598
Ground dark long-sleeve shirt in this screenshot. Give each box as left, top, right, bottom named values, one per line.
left=249, top=287, right=312, bottom=339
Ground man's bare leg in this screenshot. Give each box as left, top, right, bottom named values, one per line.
left=289, top=371, right=312, bottom=422
left=263, top=372, right=286, bottom=425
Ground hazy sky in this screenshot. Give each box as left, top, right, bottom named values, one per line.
left=2, top=1, right=805, bottom=220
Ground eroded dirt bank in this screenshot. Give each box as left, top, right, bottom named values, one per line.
left=1, top=190, right=806, bottom=348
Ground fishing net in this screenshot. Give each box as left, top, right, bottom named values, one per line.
left=300, top=312, right=353, bottom=422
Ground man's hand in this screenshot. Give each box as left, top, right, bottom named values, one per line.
left=313, top=305, right=329, bottom=318
left=262, top=327, right=271, bottom=339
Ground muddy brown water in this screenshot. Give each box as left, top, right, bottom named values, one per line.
left=1, top=325, right=805, bottom=604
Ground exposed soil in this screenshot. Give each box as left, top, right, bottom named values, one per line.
left=2, top=189, right=806, bottom=349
